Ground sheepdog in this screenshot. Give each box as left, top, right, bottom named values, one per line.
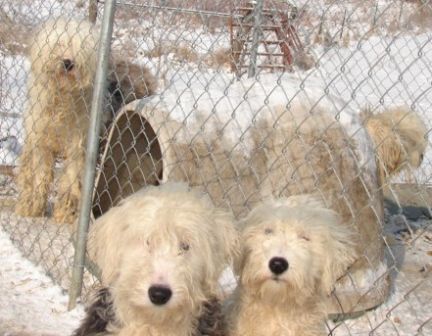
left=362, top=106, right=428, bottom=184
left=15, top=18, right=98, bottom=223
left=75, top=183, right=238, bottom=336
left=15, top=18, right=157, bottom=224
left=73, top=288, right=225, bottom=336
left=250, top=103, right=384, bottom=293
left=226, top=195, right=357, bottom=336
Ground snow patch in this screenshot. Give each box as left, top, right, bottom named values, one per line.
left=0, top=228, right=83, bottom=335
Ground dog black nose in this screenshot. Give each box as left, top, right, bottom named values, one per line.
left=62, top=59, right=74, bottom=71
left=148, top=285, right=172, bottom=305
left=269, top=257, right=289, bottom=275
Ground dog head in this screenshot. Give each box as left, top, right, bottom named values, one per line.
left=29, top=18, right=98, bottom=90
left=365, top=106, right=428, bottom=179
left=235, top=195, right=357, bottom=306
left=88, top=183, right=239, bottom=326
left=391, top=107, right=428, bottom=172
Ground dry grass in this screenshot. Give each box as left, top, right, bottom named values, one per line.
left=409, top=1, right=432, bottom=29
left=205, top=47, right=233, bottom=69
left=114, top=5, right=141, bottom=21
left=0, top=9, right=29, bottom=55
left=174, top=45, right=199, bottom=63
left=305, top=0, right=432, bottom=47
left=144, top=43, right=234, bottom=70
left=144, top=43, right=199, bottom=63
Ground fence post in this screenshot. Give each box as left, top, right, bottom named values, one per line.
left=68, top=0, right=117, bottom=310
left=248, top=0, right=263, bottom=78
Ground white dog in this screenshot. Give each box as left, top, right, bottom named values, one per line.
left=15, top=18, right=98, bottom=223
left=15, top=18, right=158, bottom=224
left=227, top=195, right=357, bottom=336
left=362, top=106, right=428, bottom=184
left=82, top=183, right=238, bottom=336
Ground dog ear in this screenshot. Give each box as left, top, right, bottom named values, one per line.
left=232, top=227, right=253, bottom=277
left=365, top=117, right=402, bottom=179
left=232, top=206, right=267, bottom=276
left=387, top=107, right=427, bottom=170
left=87, top=204, right=128, bottom=284
left=200, top=207, right=239, bottom=296
left=212, top=208, right=240, bottom=271
left=318, top=211, right=358, bottom=295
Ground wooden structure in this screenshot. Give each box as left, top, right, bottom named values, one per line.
left=229, top=1, right=304, bottom=76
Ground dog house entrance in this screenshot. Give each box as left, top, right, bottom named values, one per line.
left=92, top=111, right=163, bottom=218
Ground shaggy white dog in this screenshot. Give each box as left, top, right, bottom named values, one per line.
left=227, top=195, right=357, bottom=336
left=363, top=106, right=428, bottom=184
left=85, top=183, right=239, bottom=336
left=15, top=18, right=98, bottom=223
left=15, top=18, right=157, bottom=224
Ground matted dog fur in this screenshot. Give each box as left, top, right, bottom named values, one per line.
left=248, top=104, right=384, bottom=279
left=73, top=288, right=225, bottom=336
left=362, top=105, right=428, bottom=184
left=15, top=18, right=157, bottom=224
left=73, top=288, right=115, bottom=336
left=226, top=195, right=357, bottom=336
left=82, top=183, right=238, bottom=336
left=16, top=18, right=98, bottom=224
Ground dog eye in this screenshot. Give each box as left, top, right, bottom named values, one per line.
left=264, top=228, right=273, bottom=235
left=299, top=234, right=310, bottom=241
left=179, top=242, right=190, bottom=252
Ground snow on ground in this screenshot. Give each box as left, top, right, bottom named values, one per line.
left=0, top=136, right=21, bottom=166
left=331, top=222, right=432, bottom=336
left=0, top=53, right=26, bottom=150
left=0, top=228, right=83, bottom=336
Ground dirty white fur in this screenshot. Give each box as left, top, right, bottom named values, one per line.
left=88, top=183, right=239, bottom=336
left=15, top=18, right=98, bottom=224
left=363, top=105, right=428, bottom=184
left=227, top=195, right=357, bottom=336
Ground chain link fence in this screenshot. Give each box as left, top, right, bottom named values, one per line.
left=1, top=0, right=432, bottom=334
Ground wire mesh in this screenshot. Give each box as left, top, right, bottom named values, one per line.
left=0, top=0, right=431, bottom=335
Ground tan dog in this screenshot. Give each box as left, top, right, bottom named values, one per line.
left=15, top=18, right=98, bottom=223
left=15, top=18, right=157, bottom=224
left=227, top=195, right=357, bottom=336
left=251, top=103, right=384, bottom=294
left=363, top=106, right=428, bottom=183
left=86, top=183, right=238, bottom=336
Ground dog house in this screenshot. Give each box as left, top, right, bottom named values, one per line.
left=92, top=75, right=390, bottom=317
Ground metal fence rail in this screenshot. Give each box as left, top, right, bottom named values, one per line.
left=0, top=0, right=431, bottom=335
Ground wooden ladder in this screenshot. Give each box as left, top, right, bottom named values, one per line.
left=229, top=1, right=303, bottom=77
